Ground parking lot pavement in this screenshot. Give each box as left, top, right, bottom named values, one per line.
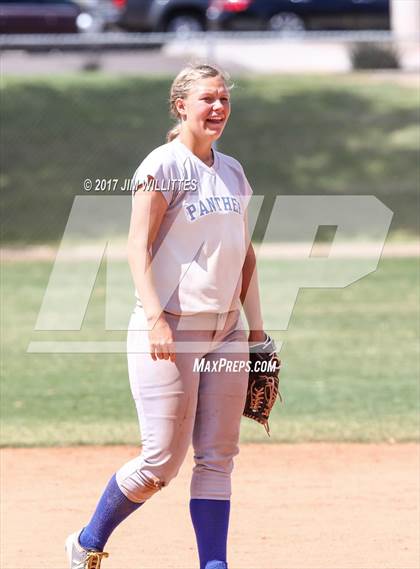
left=1, top=38, right=418, bottom=75
left=0, top=39, right=351, bottom=76
left=0, top=48, right=189, bottom=76
left=164, top=38, right=352, bottom=73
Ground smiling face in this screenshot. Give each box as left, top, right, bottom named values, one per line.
left=175, top=76, right=231, bottom=142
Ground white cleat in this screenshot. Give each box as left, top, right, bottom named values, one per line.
left=65, top=531, right=109, bottom=569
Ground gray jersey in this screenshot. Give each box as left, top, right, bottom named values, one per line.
left=132, top=138, right=253, bottom=315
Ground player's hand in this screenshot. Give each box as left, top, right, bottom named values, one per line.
left=148, top=316, right=176, bottom=363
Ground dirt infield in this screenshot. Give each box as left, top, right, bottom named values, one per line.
left=1, top=444, right=419, bottom=569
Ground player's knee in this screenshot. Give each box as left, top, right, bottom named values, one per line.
left=121, top=469, right=164, bottom=502
left=194, top=441, right=238, bottom=474
left=116, top=453, right=183, bottom=502
left=193, top=444, right=236, bottom=477
left=190, top=457, right=233, bottom=500
left=194, top=456, right=234, bottom=476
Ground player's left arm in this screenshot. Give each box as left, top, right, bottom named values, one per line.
left=240, top=210, right=266, bottom=343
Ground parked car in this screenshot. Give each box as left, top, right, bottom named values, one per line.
left=0, top=0, right=91, bottom=33
left=207, top=0, right=390, bottom=32
left=88, top=0, right=209, bottom=33
left=75, top=0, right=121, bottom=31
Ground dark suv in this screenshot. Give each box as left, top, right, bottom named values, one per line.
left=99, top=0, right=209, bottom=32
left=0, top=0, right=86, bottom=33
left=207, top=0, right=390, bottom=32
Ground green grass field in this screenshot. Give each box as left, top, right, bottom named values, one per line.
left=1, top=73, right=419, bottom=243
left=1, top=256, right=418, bottom=446
left=1, top=72, right=418, bottom=446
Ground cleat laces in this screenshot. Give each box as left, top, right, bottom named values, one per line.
left=76, top=550, right=109, bottom=569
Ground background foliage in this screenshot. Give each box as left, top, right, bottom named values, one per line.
left=1, top=74, right=419, bottom=243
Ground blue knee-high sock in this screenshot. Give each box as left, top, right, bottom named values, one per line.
left=79, top=474, right=143, bottom=551
left=189, top=498, right=230, bottom=569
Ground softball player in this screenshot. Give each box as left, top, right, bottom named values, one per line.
left=66, top=63, right=266, bottom=569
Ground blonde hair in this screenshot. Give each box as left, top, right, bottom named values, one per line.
left=166, top=63, right=232, bottom=142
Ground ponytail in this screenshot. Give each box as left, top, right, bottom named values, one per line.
left=166, top=123, right=181, bottom=143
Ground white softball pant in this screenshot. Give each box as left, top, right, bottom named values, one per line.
left=116, top=306, right=249, bottom=503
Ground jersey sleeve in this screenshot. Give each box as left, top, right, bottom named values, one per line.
left=236, top=163, right=253, bottom=213
left=221, top=152, right=254, bottom=202
left=131, top=147, right=182, bottom=207
left=241, top=168, right=254, bottom=198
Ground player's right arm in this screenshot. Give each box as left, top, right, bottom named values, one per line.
left=127, top=182, right=176, bottom=363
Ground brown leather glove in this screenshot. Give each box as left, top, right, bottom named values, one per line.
left=243, top=334, right=282, bottom=436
